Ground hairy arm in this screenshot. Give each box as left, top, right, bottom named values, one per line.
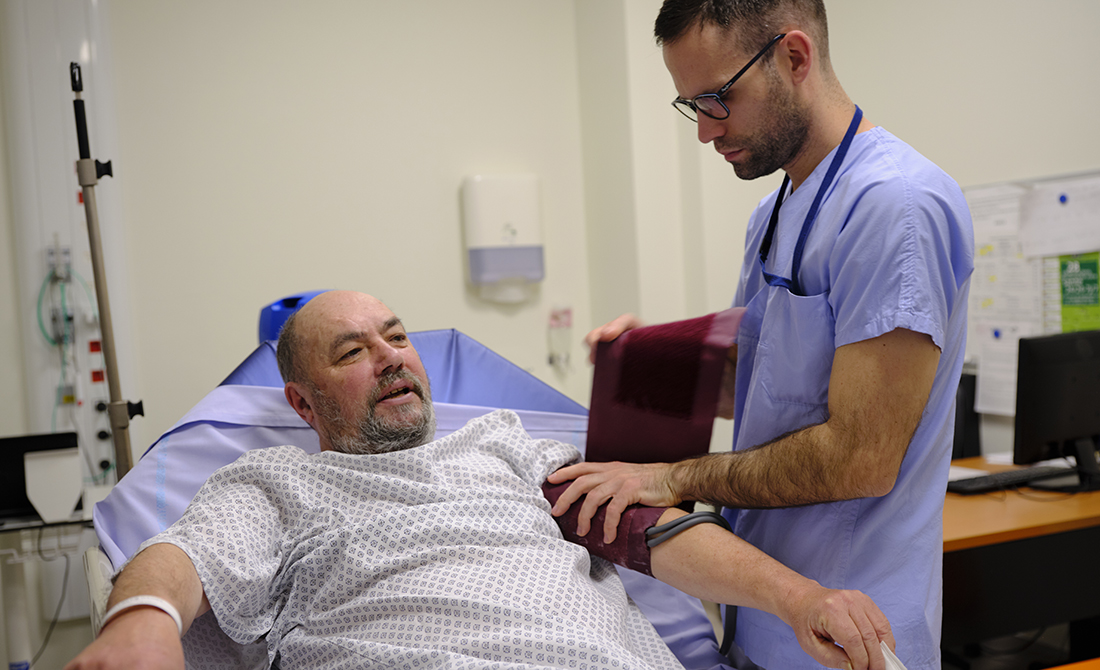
left=65, top=543, right=209, bottom=670
left=550, top=328, right=940, bottom=538
left=675, top=327, right=939, bottom=506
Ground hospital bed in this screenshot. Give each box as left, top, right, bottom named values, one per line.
left=86, top=314, right=735, bottom=669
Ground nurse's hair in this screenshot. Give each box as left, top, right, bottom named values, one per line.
left=276, top=310, right=308, bottom=385
left=654, top=0, right=830, bottom=65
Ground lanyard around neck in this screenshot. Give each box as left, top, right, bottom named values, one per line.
left=757, top=105, right=863, bottom=296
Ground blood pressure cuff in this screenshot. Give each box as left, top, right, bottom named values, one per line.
left=541, top=480, right=666, bottom=576
left=586, top=307, right=745, bottom=464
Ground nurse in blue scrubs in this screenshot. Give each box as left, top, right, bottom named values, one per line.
left=549, top=2, right=973, bottom=669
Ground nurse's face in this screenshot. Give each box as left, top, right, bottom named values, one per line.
left=663, top=25, right=809, bottom=181
left=296, top=291, right=435, bottom=454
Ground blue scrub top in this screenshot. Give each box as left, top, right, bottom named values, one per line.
left=727, top=126, right=974, bottom=670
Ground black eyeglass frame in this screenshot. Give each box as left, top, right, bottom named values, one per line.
left=671, top=33, right=787, bottom=122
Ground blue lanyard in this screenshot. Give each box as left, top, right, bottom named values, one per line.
left=758, top=105, right=863, bottom=296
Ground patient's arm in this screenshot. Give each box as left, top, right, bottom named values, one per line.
left=544, top=483, right=893, bottom=670
left=65, top=543, right=210, bottom=670
left=541, top=480, right=665, bottom=575
left=650, top=507, right=894, bottom=670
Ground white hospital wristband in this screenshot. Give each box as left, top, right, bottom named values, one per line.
left=102, top=596, right=183, bottom=637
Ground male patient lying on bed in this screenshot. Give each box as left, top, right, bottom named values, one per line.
left=67, top=291, right=892, bottom=670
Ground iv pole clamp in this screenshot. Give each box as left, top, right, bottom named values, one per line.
left=70, top=62, right=141, bottom=480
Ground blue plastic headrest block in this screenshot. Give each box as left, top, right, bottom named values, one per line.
left=257, top=290, right=330, bottom=344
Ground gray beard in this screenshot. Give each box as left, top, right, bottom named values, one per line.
left=312, top=369, right=437, bottom=455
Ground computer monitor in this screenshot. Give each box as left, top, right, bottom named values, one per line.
left=1013, top=330, right=1100, bottom=491
left=0, top=431, right=79, bottom=520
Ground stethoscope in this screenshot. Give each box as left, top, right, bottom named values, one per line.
left=757, top=105, right=863, bottom=297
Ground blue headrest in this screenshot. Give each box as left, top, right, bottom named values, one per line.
left=221, top=329, right=586, bottom=416
left=257, top=290, right=330, bottom=344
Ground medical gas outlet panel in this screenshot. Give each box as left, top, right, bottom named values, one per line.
left=35, top=241, right=116, bottom=487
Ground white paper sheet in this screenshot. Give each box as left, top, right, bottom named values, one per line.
left=1020, top=174, right=1100, bottom=258
left=948, top=465, right=990, bottom=481
left=883, top=641, right=908, bottom=670
left=964, top=185, right=1045, bottom=370
left=973, top=320, right=1040, bottom=416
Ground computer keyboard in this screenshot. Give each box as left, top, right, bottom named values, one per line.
left=946, top=465, right=1076, bottom=494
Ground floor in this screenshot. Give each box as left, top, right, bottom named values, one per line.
left=942, top=626, right=1073, bottom=670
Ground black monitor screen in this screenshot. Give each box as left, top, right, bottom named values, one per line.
left=1013, top=330, right=1100, bottom=472
left=0, top=431, right=79, bottom=520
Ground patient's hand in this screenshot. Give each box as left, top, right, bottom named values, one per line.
left=584, top=313, right=644, bottom=364
left=783, top=583, right=895, bottom=670
left=65, top=607, right=185, bottom=670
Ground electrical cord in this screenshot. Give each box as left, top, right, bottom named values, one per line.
left=36, top=273, right=58, bottom=346
left=30, top=527, right=70, bottom=668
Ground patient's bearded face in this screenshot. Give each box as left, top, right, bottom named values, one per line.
left=311, top=368, right=436, bottom=455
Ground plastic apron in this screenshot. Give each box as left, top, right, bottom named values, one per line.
left=723, top=107, right=869, bottom=667
left=732, top=106, right=862, bottom=453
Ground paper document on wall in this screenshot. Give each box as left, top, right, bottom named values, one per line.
left=964, top=185, right=1044, bottom=365
left=973, top=320, right=1039, bottom=416
left=1020, top=174, right=1100, bottom=258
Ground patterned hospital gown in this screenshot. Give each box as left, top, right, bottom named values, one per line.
left=141, top=409, right=684, bottom=670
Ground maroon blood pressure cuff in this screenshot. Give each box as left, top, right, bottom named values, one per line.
left=586, top=307, right=746, bottom=464
left=541, top=480, right=665, bottom=577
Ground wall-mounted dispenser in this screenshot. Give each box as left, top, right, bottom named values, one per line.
left=462, top=174, right=544, bottom=303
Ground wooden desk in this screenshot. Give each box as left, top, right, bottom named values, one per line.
left=945, top=457, right=1100, bottom=551
left=942, top=457, right=1100, bottom=660
left=1048, top=659, right=1100, bottom=670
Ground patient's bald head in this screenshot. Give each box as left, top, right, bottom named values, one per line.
left=278, top=291, right=435, bottom=455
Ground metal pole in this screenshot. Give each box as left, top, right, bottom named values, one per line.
left=70, top=63, right=139, bottom=479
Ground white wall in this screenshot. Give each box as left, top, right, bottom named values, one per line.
left=0, top=61, right=27, bottom=437
left=830, top=0, right=1100, bottom=186
left=104, top=0, right=596, bottom=440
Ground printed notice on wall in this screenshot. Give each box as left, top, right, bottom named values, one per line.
left=1060, top=252, right=1100, bottom=332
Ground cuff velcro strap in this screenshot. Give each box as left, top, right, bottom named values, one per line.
left=645, top=510, right=731, bottom=548
left=101, top=595, right=183, bottom=637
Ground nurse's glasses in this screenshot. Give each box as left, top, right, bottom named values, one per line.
left=671, top=33, right=786, bottom=122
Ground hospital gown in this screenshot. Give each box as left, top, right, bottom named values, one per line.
left=139, top=409, right=684, bottom=670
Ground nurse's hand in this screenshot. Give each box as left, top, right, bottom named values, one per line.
left=584, top=313, right=644, bottom=364
left=784, top=584, right=895, bottom=670
left=546, top=460, right=679, bottom=543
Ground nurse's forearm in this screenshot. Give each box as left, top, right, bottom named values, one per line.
left=669, top=421, right=874, bottom=508
left=675, top=328, right=939, bottom=508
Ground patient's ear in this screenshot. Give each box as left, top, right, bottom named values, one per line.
left=285, top=382, right=317, bottom=428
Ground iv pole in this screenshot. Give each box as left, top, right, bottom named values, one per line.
left=69, top=62, right=141, bottom=480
